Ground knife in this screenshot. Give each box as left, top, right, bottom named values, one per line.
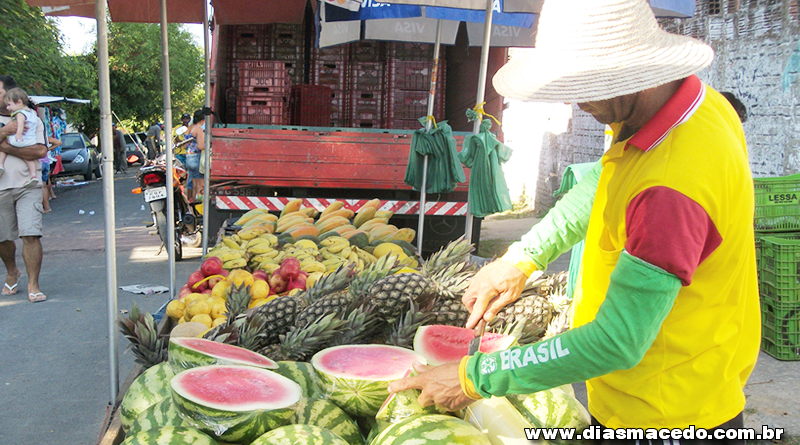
left=467, top=319, right=486, bottom=355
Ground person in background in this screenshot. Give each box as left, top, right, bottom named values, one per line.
left=145, top=121, right=162, bottom=162
left=41, top=136, right=61, bottom=213
left=184, top=109, right=205, bottom=203
left=0, top=75, right=49, bottom=303
left=173, top=112, right=191, bottom=167
left=720, top=91, right=748, bottom=123
left=112, top=122, right=126, bottom=174
left=389, top=1, right=758, bottom=443
left=1, top=88, right=41, bottom=188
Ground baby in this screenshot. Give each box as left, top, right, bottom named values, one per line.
left=2, top=87, right=40, bottom=186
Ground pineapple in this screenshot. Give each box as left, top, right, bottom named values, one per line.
left=117, top=302, right=167, bottom=367
left=293, top=255, right=401, bottom=329
left=224, top=283, right=252, bottom=326
left=385, top=298, right=436, bottom=349
left=258, top=313, right=346, bottom=361
left=329, top=302, right=384, bottom=347
left=488, top=295, right=553, bottom=344
left=432, top=298, right=470, bottom=327
left=369, top=238, right=475, bottom=322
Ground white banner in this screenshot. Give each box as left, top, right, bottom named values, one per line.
left=466, top=20, right=537, bottom=47
left=320, top=0, right=364, bottom=12
left=364, top=16, right=459, bottom=44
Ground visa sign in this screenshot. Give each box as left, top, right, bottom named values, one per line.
left=394, top=21, right=427, bottom=34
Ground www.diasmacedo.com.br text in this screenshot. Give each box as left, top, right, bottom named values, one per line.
left=525, top=425, right=784, bottom=442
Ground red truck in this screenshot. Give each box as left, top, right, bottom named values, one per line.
left=207, top=18, right=508, bottom=255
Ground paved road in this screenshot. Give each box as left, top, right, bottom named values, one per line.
left=0, top=171, right=203, bottom=445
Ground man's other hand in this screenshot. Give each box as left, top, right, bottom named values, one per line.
left=462, top=260, right=528, bottom=329
left=387, top=361, right=476, bottom=411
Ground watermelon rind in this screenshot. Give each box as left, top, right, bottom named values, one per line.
left=168, top=337, right=278, bottom=372
left=413, top=325, right=516, bottom=366
left=505, top=386, right=591, bottom=444
left=171, top=365, right=302, bottom=444
left=290, top=398, right=363, bottom=445
left=370, top=414, right=491, bottom=445
left=121, top=362, right=175, bottom=432
left=311, top=345, right=425, bottom=418
left=127, top=398, right=192, bottom=436
left=374, top=387, right=449, bottom=433
left=251, top=424, right=350, bottom=445
left=274, top=361, right=321, bottom=398
left=120, top=426, right=219, bottom=445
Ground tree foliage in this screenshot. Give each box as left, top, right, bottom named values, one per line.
left=0, top=0, right=205, bottom=136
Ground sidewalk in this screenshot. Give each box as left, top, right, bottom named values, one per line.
left=480, top=216, right=800, bottom=440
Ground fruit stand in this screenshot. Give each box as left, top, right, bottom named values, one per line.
left=100, top=199, right=589, bottom=445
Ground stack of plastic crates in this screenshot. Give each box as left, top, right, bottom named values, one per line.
left=384, top=42, right=445, bottom=130
left=235, top=60, right=290, bottom=125
left=290, top=85, right=332, bottom=127
left=754, top=173, right=800, bottom=360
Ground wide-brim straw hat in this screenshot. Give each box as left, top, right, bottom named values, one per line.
left=492, top=0, right=714, bottom=103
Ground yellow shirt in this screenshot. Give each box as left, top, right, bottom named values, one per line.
left=573, top=76, right=760, bottom=428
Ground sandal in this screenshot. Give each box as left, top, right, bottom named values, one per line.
left=3, top=282, right=18, bottom=295
left=28, top=292, right=47, bottom=303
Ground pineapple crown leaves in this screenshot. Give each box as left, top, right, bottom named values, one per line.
left=278, top=312, right=348, bottom=361
left=330, top=302, right=385, bottom=347
left=421, top=237, right=475, bottom=277
left=385, top=297, right=437, bottom=349
left=233, top=312, right=269, bottom=351
left=302, top=262, right=359, bottom=305
left=116, top=301, right=167, bottom=367
left=347, top=254, right=403, bottom=301
left=225, top=283, right=252, bottom=325
left=202, top=321, right=240, bottom=345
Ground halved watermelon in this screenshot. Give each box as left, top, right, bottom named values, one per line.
left=413, top=325, right=516, bottom=366
left=171, top=365, right=302, bottom=444
left=311, top=345, right=425, bottom=418
left=168, top=337, right=278, bottom=372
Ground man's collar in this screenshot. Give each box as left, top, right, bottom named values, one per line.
left=627, top=75, right=705, bottom=152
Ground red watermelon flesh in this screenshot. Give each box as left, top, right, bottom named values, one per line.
left=172, top=365, right=301, bottom=412
left=312, top=345, right=424, bottom=380
left=413, top=325, right=516, bottom=366
left=170, top=337, right=278, bottom=369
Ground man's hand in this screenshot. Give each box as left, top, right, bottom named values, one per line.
left=462, top=260, right=529, bottom=329
left=387, top=361, right=476, bottom=411
left=0, top=120, right=18, bottom=138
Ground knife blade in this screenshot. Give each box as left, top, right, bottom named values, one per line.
left=467, top=319, right=486, bottom=355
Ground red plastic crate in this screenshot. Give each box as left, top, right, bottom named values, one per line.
left=290, top=85, right=332, bottom=127
left=312, top=46, right=349, bottom=63
left=237, top=60, right=291, bottom=95
left=350, top=41, right=385, bottom=62
left=237, top=94, right=289, bottom=125
left=312, top=59, right=347, bottom=88
left=351, top=118, right=382, bottom=129
left=386, top=42, right=442, bottom=61
left=386, top=59, right=446, bottom=92
left=348, top=61, right=384, bottom=92
left=228, top=26, right=266, bottom=60
left=385, top=89, right=444, bottom=120
left=348, top=90, right=383, bottom=122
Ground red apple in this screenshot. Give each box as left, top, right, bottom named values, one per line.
left=201, top=288, right=213, bottom=295
left=201, top=257, right=224, bottom=277
left=269, top=270, right=287, bottom=294
left=207, top=274, right=226, bottom=288
left=286, top=278, right=306, bottom=292
left=252, top=270, right=269, bottom=282
left=178, top=285, right=192, bottom=299
left=187, top=270, right=208, bottom=292
left=279, top=257, right=301, bottom=281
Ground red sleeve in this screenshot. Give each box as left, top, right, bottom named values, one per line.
left=625, top=186, right=722, bottom=286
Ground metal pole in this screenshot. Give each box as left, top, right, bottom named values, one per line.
left=97, top=0, right=118, bottom=403
left=417, top=19, right=443, bottom=254
left=464, top=0, right=495, bottom=240
left=160, top=0, right=176, bottom=298
left=202, top=0, right=212, bottom=255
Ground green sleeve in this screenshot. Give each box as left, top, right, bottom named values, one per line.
left=501, top=161, right=601, bottom=271
left=465, top=251, right=682, bottom=397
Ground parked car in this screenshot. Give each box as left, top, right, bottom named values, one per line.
left=123, top=131, right=147, bottom=166
left=57, top=132, right=102, bottom=181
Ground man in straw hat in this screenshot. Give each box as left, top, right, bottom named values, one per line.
left=390, top=0, right=758, bottom=440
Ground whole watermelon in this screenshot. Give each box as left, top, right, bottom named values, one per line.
left=290, top=398, right=362, bottom=445
left=506, top=386, right=591, bottom=444
left=121, top=426, right=218, bottom=445
left=274, top=361, right=321, bottom=397
left=250, top=424, right=349, bottom=445
left=120, top=363, right=175, bottom=432
left=127, top=398, right=192, bottom=436
left=371, top=415, right=490, bottom=445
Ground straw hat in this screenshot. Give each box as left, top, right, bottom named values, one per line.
left=492, top=0, right=714, bottom=103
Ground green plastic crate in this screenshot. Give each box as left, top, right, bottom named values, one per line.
left=759, top=237, right=800, bottom=303
left=753, top=174, right=800, bottom=232
left=760, top=295, right=800, bottom=360
left=755, top=232, right=800, bottom=266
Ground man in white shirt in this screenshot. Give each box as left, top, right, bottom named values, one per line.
left=0, top=75, right=48, bottom=302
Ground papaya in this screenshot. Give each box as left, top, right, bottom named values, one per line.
left=359, top=219, right=390, bottom=234
left=353, top=207, right=376, bottom=228
left=288, top=225, right=321, bottom=240
left=315, top=216, right=351, bottom=233
left=317, top=208, right=354, bottom=223
left=233, top=208, right=269, bottom=226
left=369, top=225, right=399, bottom=243
left=299, top=207, right=320, bottom=219
left=294, top=234, right=321, bottom=245
left=390, top=227, right=416, bottom=243
left=332, top=224, right=357, bottom=235
left=277, top=232, right=295, bottom=242
left=320, top=201, right=345, bottom=218
left=390, top=240, right=418, bottom=258
left=345, top=231, right=370, bottom=249
left=280, top=199, right=304, bottom=218
left=362, top=198, right=381, bottom=210
left=374, top=210, right=394, bottom=220
left=318, top=230, right=341, bottom=241
left=276, top=214, right=312, bottom=233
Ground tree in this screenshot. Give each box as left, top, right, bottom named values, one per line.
left=107, top=21, right=204, bottom=129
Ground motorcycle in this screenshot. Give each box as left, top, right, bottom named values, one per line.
left=131, top=135, right=202, bottom=260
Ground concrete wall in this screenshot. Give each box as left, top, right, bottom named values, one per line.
left=504, top=0, right=800, bottom=215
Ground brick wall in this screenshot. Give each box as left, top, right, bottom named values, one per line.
left=527, top=0, right=800, bottom=215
